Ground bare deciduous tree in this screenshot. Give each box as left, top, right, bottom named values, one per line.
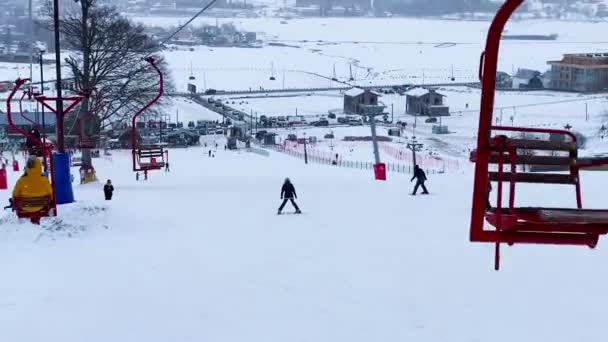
left=45, top=0, right=173, bottom=170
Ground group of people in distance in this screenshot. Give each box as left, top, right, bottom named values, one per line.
left=5, top=144, right=432, bottom=218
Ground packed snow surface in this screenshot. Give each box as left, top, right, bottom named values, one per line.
left=1, top=146, right=608, bottom=342
left=1, top=14, right=608, bottom=342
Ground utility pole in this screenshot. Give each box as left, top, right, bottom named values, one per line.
left=29, top=0, right=34, bottom=95
left=53, top=0, right=65, bottom=152
left=407, top=137, right=424, bottom=167
left=40, top=50, right=47, bottom=172
left=360, top=104, right=386, bottom=180
left=391, top=103, right=394, bottom=123
left=585, top=102, right=589, bottom=121
left=303, top=138, right=308, bottom=164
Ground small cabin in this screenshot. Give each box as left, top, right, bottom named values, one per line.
left=343, top=88, right=380, bottom=115
left=405, top=87, right=449, bottom=116
left=496, top=71, right=513, bottom=89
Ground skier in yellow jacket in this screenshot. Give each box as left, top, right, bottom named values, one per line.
left=12, top=158, right=53, bottom=222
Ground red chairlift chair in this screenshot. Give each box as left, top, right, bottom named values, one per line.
left=7, top=79, right=87, bottom=222
left=470, top=0, right=608, bottom=270
left=131, top=57, right=168, bottom=172
left=7, top=79, right=56, bottom=222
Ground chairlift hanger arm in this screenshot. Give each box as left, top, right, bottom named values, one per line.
left=6, top=78, right=44, bottom=152
left=471, top=0, right=524, bottom=245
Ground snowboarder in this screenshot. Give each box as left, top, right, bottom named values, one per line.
left=136, top=172, right=140, bottom=181
left=104, top=180, right=114, bottom=201
left=144, top=170, right=148, bottom=180
left=208, top=150, right=212, bottom=157
left=278, top=178, right=301, bottom=215
left=410, top=165, right=429, bottom=195
left=165, top=162, right=170, bottom=172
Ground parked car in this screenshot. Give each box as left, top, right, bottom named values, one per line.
left=337, top=117, right=348, bottom=124
left=425, top=117, right=438, bottom=123
left=327, top=113, right=336, bottom=119
left=313, top=119, right=329, bottom=127
left=204, top=89, right=217, bottom=95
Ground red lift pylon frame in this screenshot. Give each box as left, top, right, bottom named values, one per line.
left=131, top=57, right=168, bottom=172
left=471, top=0, right=608, bottom=270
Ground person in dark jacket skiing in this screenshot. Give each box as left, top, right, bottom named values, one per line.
left=104, top=179, right=114, bottom=200
left=410, top=165, right=429, bottom=195
left=278, top=178, right=301, bottom=214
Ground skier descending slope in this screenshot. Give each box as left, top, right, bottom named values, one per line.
left=278, top=178, right=301, bottom=215
left=410, top=165, right=429, bottom=195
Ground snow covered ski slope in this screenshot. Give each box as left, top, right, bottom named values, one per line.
left=1, top=146, right=608, bottom=342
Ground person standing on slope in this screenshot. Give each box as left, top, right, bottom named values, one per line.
left=278, top=178, right=301, bottom=215
left=104, top=180, right=114, bottom=201
left=410, top=165, right=429, bottom=195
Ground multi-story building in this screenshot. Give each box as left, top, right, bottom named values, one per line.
left=548, top=53, right=608, bottom=92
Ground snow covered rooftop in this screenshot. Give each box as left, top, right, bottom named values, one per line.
left=405, top=87, right=439, bottom=97
left=344, top=88, right=366, bottom=97
left=344, top=88, right=381, bottom=97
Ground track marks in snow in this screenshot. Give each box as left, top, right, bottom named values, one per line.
left=0, top=203, right=110, bottom=242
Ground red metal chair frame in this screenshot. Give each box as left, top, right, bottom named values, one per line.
left=18, top=90, right=38, bottom=127
left=471, top=0, right=608, bottom=269
left=131, top=57, right=167, bottom=172
left=7, top=78, right=86, bottom=222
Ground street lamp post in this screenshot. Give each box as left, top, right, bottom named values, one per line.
left=39, top=49, right=47, bottom=172
left=407, top=137, right=424, bottom=167
left=39, top=50, right=45, bottom=134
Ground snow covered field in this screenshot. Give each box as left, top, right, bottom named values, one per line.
left=130, top=16, right=608, bottom=92
left=3, top=13, right=608, bottom=342
left=2, top=145, right=608, bottom=342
